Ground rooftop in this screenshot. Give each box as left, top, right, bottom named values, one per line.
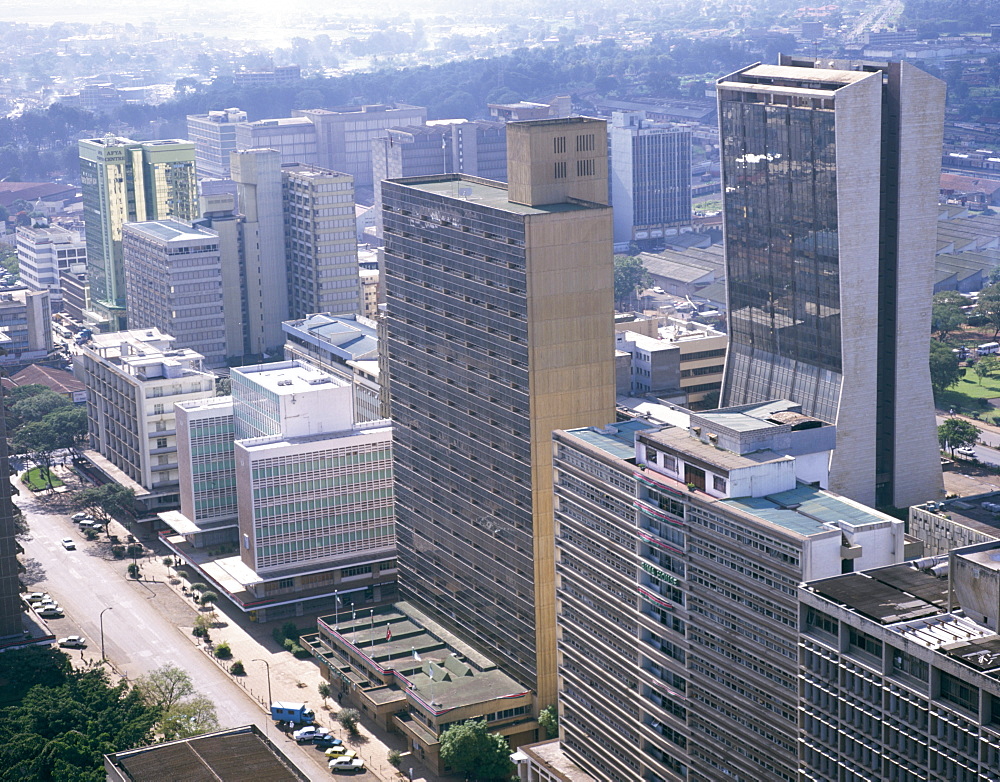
left=391, top=174, right=607, bottom=215
left=564, top=420, right=656, bottom=462
left=123, top=218, right=217, bottom=244
left=282, top=313, right=378, bottom=361
left=640, top=424, right=792, bottom=471
left=233, top=360, right=348, bottom=397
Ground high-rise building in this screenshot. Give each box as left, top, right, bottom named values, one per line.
left=186, top=108, right=247, bottom=179
left=718, top=57, right=945, bottom=508
left=79, top=137, right=198, bottom=330
left=609, top=111, right=692, bottom=247
left=384, top=117, right=615, bottom=705
left=551, top=403, right=908, bottom=782
left=78, top=329, right=215, bottom=515
left=281, top=163, right=361, bottom=318
left=230, top=149, right=288, bottom=357
left=0, top=389, right=21, bottom=640
left=122, top=219, right=227, bottom=368
left=799, top=541, right=1000, bottom=782
left=15, top=223, right=87, bottom=307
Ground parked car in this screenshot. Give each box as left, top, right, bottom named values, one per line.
left=26, top=592, right=50, bottom=603
left=61, top=538, right=76, bottom=550
left=956, top=447, right=977, bottom=458
left=325, top=748, right=357, bottom=759
left=71, top=513, right=89, bottom=521
left=651, top=286, right=665, bottom=294
left=293, top=726, right=323, bottom=743
left=58, top=636, right=86, bottom=648
left=38, top=606, right=64, bottom=618
left=314, top=736, right=343, bottom=749
left=329, top=757, right=365, bottom=773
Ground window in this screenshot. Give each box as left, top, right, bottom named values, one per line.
left=342, top=564, right=373, bottom=578
left=554, top=161, right=567, bottom=179
left=553, top=136, right=566, bottom=154
left=805, top=607, right=838, bottom=638
left=156, top=438, right=167, bottom=449
left=646, top=447, right=658, bottom=464
left=939, top=671, right=978, bottom=713
left=663, top=454, right=678, bottom=472
left=891, top=648, right=928, bottom=682
left=713, top=475, right=727, bottom=493
left=848, top=627, right=882, bottom=660
left=576, top=158, right=595, bottom=177
left=153, top=404, right=164, bottom=415
left=576, top=133, right=595, bottom=152
left=278, top=578, right=294, bottom=589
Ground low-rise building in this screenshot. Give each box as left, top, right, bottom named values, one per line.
left=909, top=492, right=1000, bottom=556
left=161, top=360, right=395, bottom=622
left=300, top=601, right=536, bottom=775
left=78, top=329, right=215, bottom=515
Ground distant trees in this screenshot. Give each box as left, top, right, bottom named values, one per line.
left=976, top=284, right=1000, bottom=339
left=134, top=663, right=220, bottom=740
left=930, top=339, right=963, bottom=400
left=614, top=255, right=652, bottom=309
left=932, top=291, right=966, bottom=340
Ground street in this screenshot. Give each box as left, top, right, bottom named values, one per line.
left=936, top=414, right=1000, bottom=467
left=15, top=488, right=338, bottom=782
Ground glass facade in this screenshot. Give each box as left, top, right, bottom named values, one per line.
left=720, top=95, right=843, bottom=423
left=383, top=179, right=539, bottom=689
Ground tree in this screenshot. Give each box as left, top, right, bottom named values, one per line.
left=439, top=719, right=514, bottom=781
left=931, top=291, right=966, bottom=339
left=133, top=664, right=195, bottom=713
left=938, top=418, right=979, bottom=456
left=10, top=421, right=60, bottom=489
left=337, top=708, right=360, bottom=736
left=975, top=355, right=1000, bottom=385
left=318, top=681, right=332, bottom=706
left=215, top=377, right=231, bottom=396
left=8, top=388, right=71, bottom=429
left=929, top=340, right=962, bottom=400
left=158, top=695, right=220, bottom=740
left=538, top=704, right=559, bottom=738
left=199, top=590, right=218, bottom=608
left=230, top=660, right=246, bottom=676
left=614, top=255, right=651, bottom=309
left=73, top=484, right=135, bottom=533
left=976, top=284, right=1000, bottom=339
left=40, top=406, right=88, bottom=454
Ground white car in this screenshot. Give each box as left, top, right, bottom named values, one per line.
left=329, top=757, right=365, bottom=773
left=38, top=606, right=64, bottom=618
left=956, top=446, right=977, bottom=458
left=58, top=635, right=86, bottom=648
left=71, top=512, right=89, bottom=521
left=651, top=286, right=665, bottom=294
left=61, top=538, right=76, bottom=550
left=292, top=726, right=321, bottom=743
left=26, top=592, right=51, bottom=603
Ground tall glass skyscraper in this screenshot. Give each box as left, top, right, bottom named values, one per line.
left=79, top=137, right=197, bottom=330
left=718, top=57, right=945, bottom=509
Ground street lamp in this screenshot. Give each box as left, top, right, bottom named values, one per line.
left=99, top=606, right=113, bottom=662
left=252, top=658, right=273, bottom=708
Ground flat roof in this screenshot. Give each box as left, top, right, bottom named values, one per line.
left=124, top=219, right=217, bottom=243
left=739, top=63, right=873, bottom=86
left=641, top=425, right=790, bottom=471
left=808, top=573, right=942, bottom=624
left=565, top=420, right=653, bottom=462
left=234, top=361, right=348, bottom=396
left=391, top=175, right=604, bottom=216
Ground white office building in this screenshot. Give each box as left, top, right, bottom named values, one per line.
left=15, top=224, right=86, bottom=306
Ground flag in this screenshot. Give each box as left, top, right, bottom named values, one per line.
left=412, top=647, right=421, bottom=661
left=386, top=626, right=392, bottom=642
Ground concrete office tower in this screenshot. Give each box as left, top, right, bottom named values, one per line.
left=78, top=329, right=215, bottom=515
left=0, top=389, right=21, bottom=640
left=551, top=406, right=909, bottom=782
left=799, top=541, right=1000, bottom=781
left=79, top=137, right=198, bottom=330
left=230, top=149, right=288, bottom=357
left=293, top=103, right=427, bottom=188
left=194, top=193, right=248, bottom=362
left=281, top=164, right=361, bottom=319
left=186, top=107, right=247, bottom=178
left=384, top=117, right=615, bottom=706
left=610, top=111, right=692, bottom=247
left=0, top=290, right=52, bottom=362
left=122, top=219, right=227, bottom=368
left=718, top=57, right=945, bottom=508
left=15, top=224, right=86, bottom=307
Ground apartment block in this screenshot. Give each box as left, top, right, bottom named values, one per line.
left=384, top=117, right=614, bottom=706
left=552, top=401, right=906, bottom=782
left=122, top=219, right=227, bottom=368
left=799, top=541, right=1000, bottom=781
left=78, top=329, right=215, bottom=514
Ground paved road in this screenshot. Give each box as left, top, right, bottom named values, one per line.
left=16, top=491, right=333, bottom=781
left=936, top=415, right=1000, bottom=467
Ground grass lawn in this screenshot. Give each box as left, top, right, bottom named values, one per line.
left=21, top=466, right=63, bottom=492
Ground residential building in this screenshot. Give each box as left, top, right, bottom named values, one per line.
left=185, top=107, right=247, bottom=179
left=718, top=57, right=946, bottom=508
left=160, top=360, right=395, bottom=621
left=122, top=219, right=227, bottom=368
left=230, top=149, right=288, bottom=357
left=78, top=329, right=215, bottom=515
left=79, top=137, right=198, bottom=330
left=300, top=602, right=535, bottom=774
left=281, top=163, right=361, bottom=319
left=15, top=223, right=86, bottom=306
left=552, top=403, right=908, bottom=782
left=610, top=112, right=692, bottom=247
left=384, top=117, right=615, bottom=706
left=282, top=312, right=381, bottom=422
left=799, top=541, right=1000, bottom=781
left=615, top=320, right=727, bottom=407
left=0, top=290, right=52, bottom=363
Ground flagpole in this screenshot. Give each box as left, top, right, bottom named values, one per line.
left=335, top=590, right=339, bottom=629
left=370, top=609, right=374, bottom=649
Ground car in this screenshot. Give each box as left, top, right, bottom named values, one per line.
left=314, top=736, right=343, bottom=749
left=26, top=592, right=50, bottom=603
left=325, top=748, right=357, bottom=759
left=651, top=286, right=665, bottom=294
left=38, top=607, right=64, bottom=618
left=956, top=447, right=977, bottom=458
left=58, top=635, right=86, bottom=648
left=71, top=513, right=89, bottom=521
left=329, top=757, right=365, bottom=773
left=293, top=726, right=322, bottom=743
left=61, top=538, right=76, bottom=550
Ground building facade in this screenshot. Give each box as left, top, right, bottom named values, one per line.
left=79, top=137, right=198, bottom=330
left=186, top=107, right=248, bottom=179
left=122, top=219, right=227, bottom=368
left=0, top=290, right=52, bottom=363
left=718, top=57, right=945, bottom=508
left=78, top=329, right=215, bottom=514
left=384, top=117, right=615, bottom=706
left=552, top=404, right=907, bottom=782
left=281, top=164, right=361, bottom=319
left=609, top=112, right=692, bottom=247
left=799, top=542, right=1000, bottom=782
left=15, top=224, right=86, bottom=307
